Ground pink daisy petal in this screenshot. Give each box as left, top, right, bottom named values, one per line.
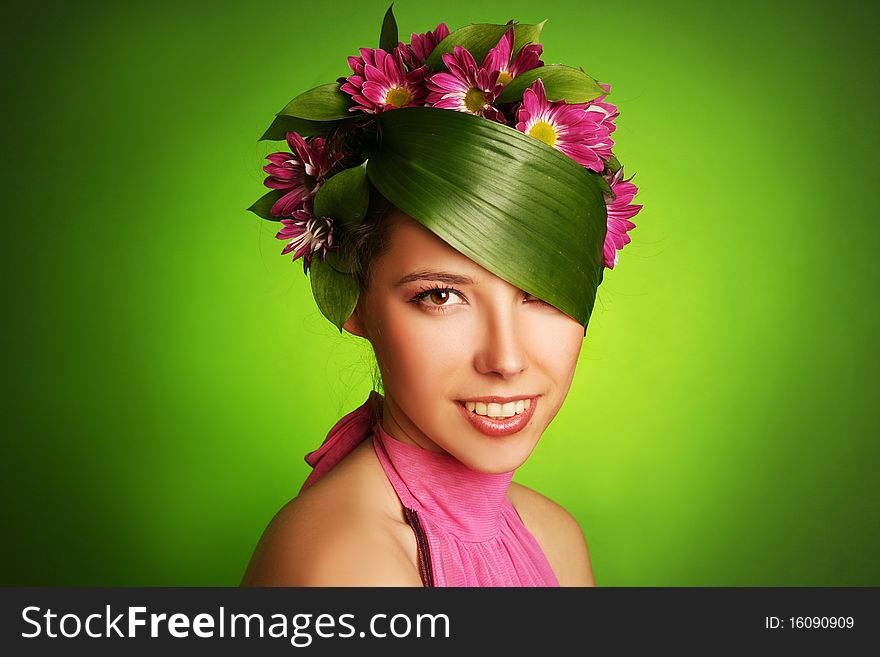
left=425, top=45, right=504, bottom=119
left=413, top=22, right=449, bottom=64
left=397, top=22, right=449, bottom=70
left=262, top=133, right=338, bottom=217
left=482, top=27, right=544, bottom=88
left=341, top=47, right=427, bottom=113
left=482, top=105, right=508, bottom=124
left=601, top=167, right=643, bottom=269
left=271, top=188, right=308, bottom=217
left=509, top=43, right=544, bottom=78
left=263, top=176, right=298, bottom=190
left=516, top=79, right=615, bottom=171
left=557, top=143, right=603, bottom=171
left=481, top=28, right=514, bottom=78
left=275, top=210, right=337, bottom=273
left=266, top=152, right=293, bottom=166
left=347, top=55, right=363, bottom=74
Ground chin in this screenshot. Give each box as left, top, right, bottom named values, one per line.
left=451, top=436, right=537, bottom=474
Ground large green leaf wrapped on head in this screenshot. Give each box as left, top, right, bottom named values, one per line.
left=364, top=106, right=607, bottom=329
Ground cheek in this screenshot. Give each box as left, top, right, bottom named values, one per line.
left=532, top=315, right=584, bottom=380
left=372, top=306, right=467, bottom=392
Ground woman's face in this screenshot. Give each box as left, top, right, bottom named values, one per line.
left=344, top=209, right=586, bottom=473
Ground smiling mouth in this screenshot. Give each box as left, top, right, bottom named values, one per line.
left=458, top=398, right=533, bottom=419
left=454, top=398, right=538, bottom=437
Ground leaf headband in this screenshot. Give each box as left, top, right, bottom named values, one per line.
left=248, top=5, right=643, bottom=334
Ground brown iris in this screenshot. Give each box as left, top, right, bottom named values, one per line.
left=427, top=290, right=452, bottom=305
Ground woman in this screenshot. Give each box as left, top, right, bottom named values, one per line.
left=241, top=8, right=642, bottom=587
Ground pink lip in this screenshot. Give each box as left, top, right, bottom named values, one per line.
left=455, top=397, right=538, bottom=438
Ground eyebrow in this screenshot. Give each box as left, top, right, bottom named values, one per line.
left=394, top=269, right=477, bottom=287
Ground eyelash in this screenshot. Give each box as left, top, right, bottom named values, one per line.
left=408, top=286, right=550, bottom=314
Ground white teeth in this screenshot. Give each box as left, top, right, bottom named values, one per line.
left=463, top=399, right=532, bottom=418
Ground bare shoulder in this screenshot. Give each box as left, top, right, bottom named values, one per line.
left=241, top=439, right=422, bottom=587
left=507, top=482, right=596, bottom=587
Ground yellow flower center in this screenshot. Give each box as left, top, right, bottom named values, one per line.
left=464, top=87, right=487, bottom=113
left=385, top=86, right=413, bottom=107
left=528, top=120, right=557, bottom=146
left=497, top=71, right=513, bottom=85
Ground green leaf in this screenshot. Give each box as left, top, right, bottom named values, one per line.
left=496, top=64, right=606, bottom=104
left=247, top=190, right=284, bottom=221
left=309, top=257, right=360, bottom=332
left=366, top=107, right=606, bottom=328
left=605, top=154, right=622, bottom=173
left=278, top=83, right=353, bottom=121
left=313, top=164, right=370, bottom=228
left=425, top=21, right=546, bottom=71
left=325, top=249, right=354, bottom=274
left=260, top=114, right=341, bottom=141
left=593, top=170, right=613, bottom=195
left=379, top=4, right=398, bottom=52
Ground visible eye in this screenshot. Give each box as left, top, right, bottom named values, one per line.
left=409, top=286, right=467, bottom=314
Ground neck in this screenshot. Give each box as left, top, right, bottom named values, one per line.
left=378, top=396, right=448, bottom=454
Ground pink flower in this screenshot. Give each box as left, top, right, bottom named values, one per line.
left=481, top=26, right=544, bottom=86
left=425, top=45, right=506, bottom=123
left=584, top=82, right=619, bottom=137
left=395, top=22, right=450, bottom=70
left=263, top=132, right=339, bottom=217
left=602, top=167, right=643, bottom=269
left=340, top=47, right=428, bottom=113
left=515, top=78, right=613, bottom=172
left=275, top=209, right=337, bottom=274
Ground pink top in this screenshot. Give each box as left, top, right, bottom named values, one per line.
left=299, top=391, right=560, bottom=587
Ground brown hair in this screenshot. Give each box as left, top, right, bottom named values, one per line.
left=337, top=184, right=397, bottom=395
left=343, top=185, right=396, bottom=295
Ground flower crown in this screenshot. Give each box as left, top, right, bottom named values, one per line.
left=248, top=6, right=643, bottom=330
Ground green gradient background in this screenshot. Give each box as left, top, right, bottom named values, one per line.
left=2, top=0, right=878, bottom=586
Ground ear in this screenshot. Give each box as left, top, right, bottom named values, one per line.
left=342, top=303, right=368, bottom=339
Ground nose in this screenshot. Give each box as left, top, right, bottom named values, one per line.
left=473, top=302, right=530, bottom=378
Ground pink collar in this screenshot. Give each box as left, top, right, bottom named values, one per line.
left=371, top=420, right=515, bottom=542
